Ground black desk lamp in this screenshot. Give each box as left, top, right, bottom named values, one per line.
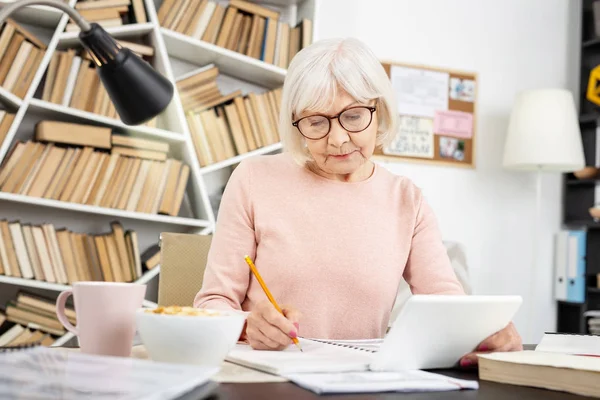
left=0, top=0, right=174, bottom=125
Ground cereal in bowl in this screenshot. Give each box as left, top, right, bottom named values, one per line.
left=145, top=306, right=221, bottom=316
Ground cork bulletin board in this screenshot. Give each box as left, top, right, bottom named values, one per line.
left=375, top=61, right=478, bottom=168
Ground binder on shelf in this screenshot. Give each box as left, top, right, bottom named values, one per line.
left=567, top=230, right=586, bottom=304
left=554, top=231, right=568, bottom=302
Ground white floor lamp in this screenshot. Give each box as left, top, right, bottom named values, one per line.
left=502, top=89, right=585, bottom=342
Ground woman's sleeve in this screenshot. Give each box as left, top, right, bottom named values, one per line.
left=193, top=161, right=256, bottom=310
left=403, top=193, right=465, bottom=295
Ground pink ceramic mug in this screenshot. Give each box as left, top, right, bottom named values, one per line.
left=56, top=282, right=146, bottom=357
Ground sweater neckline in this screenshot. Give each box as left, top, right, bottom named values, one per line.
left=300, top=160, right=379, bottom=186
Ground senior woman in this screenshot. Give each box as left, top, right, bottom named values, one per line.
left=194, top=37, right=521, bottom=367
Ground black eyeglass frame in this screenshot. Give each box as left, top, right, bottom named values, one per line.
left=292, top=106, right=377, bottom=140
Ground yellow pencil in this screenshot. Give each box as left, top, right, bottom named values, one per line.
left=244, top=255, right=303, bottom=352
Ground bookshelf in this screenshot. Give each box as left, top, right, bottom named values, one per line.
left=0, top=0, right=316, bottom=326
left=558, top=0, right=600, bottom=334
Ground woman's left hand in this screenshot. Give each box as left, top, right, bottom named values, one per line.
left=459, top=322, right=523, bottom=368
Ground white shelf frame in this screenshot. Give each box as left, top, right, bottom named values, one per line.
left=58, top=23, right=156, bottom=46
left=0, top=192, right=210, bottom=228
left=0, top=265, right=161, bottom=292
left=0, top=0, right=315, bottom=305
left=28, top=98, right=187, bottom=144
left=198, top=143, right=283, bottom=175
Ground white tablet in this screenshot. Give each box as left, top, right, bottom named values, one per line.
left=369, top=295, right=522, bottom=371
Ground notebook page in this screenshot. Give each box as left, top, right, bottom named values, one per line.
left=308, top=338, right=383, bottom=353
left=226, top=338, right=374, bottom=375
left=286, top=370, right=479, bottom=394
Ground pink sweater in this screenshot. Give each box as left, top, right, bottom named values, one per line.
left=194, top=153, right=464, bottom=339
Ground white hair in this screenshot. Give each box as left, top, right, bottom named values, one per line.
left=278, top=37, right=398, bottom=165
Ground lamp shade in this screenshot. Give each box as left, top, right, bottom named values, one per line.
left=502, top=89, right=585, bottom=172
left=79, top=23, right=174, bottom=126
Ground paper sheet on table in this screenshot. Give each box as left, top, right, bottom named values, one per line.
left=213, top=361, right=288, bottom=383
left=0, top=347, right=217, bottom=400
left=286, top=370, right=478, bottom=394
left=391, top=65, right=449, bottom=118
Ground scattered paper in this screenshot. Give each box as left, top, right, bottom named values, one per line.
left=213, top=361, right=287, bottom=383
left=391, top=66, right=449, bottom=118
left=0, top=347, right=218, bottom=400
left=433, top=110, right=473, bottom=139
left=384, top=116, right=434, bottom=158
left=286, top=370, right=478, bottom=394
left=449, top=77, right=476, bottom=102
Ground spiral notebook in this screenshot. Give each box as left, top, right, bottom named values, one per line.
left=226, top=338, right=379, bottom=375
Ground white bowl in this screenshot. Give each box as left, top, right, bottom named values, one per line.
left=135, top=308, right=246, bottom=366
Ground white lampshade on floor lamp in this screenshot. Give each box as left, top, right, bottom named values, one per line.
left=503, top=89, right=585, bottom=341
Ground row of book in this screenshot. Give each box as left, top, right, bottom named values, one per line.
left=0, top=292, right=76, bottom=345
left=178, top=65, right=281, bottom=167
left=40, top=43, right=157, bottom=127
left=158, top=0, right=312, bottom=68
left=0, top=220, right=146, bottom=284
left=0, top=121, right=189, bottom=216
left=0, top=18, right=48, bottom=98
left=67, top=0, right=148, bottom=32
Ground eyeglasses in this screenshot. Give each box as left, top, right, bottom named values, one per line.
left=292, top=106, right=377, bottom=140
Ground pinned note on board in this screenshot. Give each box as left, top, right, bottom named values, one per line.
left=391, top=66, right=449, bottom=118
left=433, top=110, right=473, bottom=139
left=385, top=116, right=434, bottom=159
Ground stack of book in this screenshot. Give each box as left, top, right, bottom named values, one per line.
left=39, top=43, right=156, bottom=127
left=586, top=311, right=600, bottom=335
left=0, top=121, right=190, bottom=217
left=0, top=292, right=76, bottom=346
left=0, top=111, right=17, bottom=148
left=0, top=220, right=144, bottom=284
left=69, top=0, right=148, bottom=32
left=0, top=19, right=48, bottom=98
left=180, top=64, right=281, bottom=167
left=158, top=0, right=312, bottom=68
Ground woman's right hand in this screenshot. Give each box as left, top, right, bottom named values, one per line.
left=245, top=300, right=301, bottom=350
